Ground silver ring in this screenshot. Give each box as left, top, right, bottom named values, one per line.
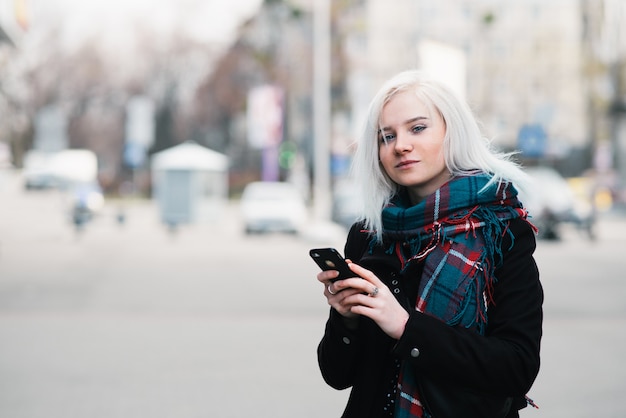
left=327, top=284, right=337, bottom=295
left=369, top=287, right=379, bottom=297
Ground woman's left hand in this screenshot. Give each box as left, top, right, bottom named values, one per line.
left=333, top=262, right=410, bottom=340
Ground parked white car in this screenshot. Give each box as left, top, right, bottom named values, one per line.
left=240, top=181, right=308, bottom=234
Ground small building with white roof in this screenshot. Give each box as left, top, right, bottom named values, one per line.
left=151, top=141, right=229, bottom=226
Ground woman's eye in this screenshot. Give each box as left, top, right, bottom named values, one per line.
left=380, top=133, right=396, bottom=144
left=411, top=125, right=426, bottom=134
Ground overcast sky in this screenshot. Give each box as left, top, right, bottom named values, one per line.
left=27, top=0, right=263, bottom=51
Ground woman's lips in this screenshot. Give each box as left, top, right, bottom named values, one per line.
left=396, top=160, right=419, bottom=168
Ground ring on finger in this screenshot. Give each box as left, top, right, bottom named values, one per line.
left=327, top=284, right=337, bottom=295
left=369, top=287, right=379, bottom=297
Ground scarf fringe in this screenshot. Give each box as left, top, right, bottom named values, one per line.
left=380, top=179, right=531, bottom=332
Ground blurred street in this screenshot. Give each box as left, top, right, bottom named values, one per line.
left=1, top=169, right=625, bottom=418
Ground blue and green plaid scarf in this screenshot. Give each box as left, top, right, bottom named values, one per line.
left=380, top=173, right=532, bottom=417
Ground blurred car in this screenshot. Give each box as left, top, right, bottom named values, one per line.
left=240, top=181, right=308, bottom=234
left=23, top=151, right=58, bottom=190
left=519, top=166, right=593, bottom=239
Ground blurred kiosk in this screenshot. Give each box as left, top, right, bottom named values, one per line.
left=151, top=141, right=229, bottom=227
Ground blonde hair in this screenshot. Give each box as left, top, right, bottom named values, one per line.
left=350, top=70, right=529, bottom=240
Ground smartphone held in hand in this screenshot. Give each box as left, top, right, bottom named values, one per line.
left=309, top=248, right=355, bottom=282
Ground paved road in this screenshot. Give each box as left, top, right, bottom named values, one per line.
left=0, top=170, right=625, bottom=417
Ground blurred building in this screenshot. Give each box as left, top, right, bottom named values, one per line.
left=581, top=0, right=626, bottom=203
left=192, top=1, right=328, bottom=192
left=5, top=0, right=626, bottom=204
left=337, top=0, right=626, bottom=196
left=343, top=0, right=587, bottom=160
left=151, top=141, right=229, bottom=226
left=201, top=0, right=626, bottom=198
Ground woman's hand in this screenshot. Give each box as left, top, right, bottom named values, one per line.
left=318, top=259, right=361, bottom=320
left=318, top=261, right=409, bottom=340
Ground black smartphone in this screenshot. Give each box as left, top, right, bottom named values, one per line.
left=309, top=248, right=355, bottom=282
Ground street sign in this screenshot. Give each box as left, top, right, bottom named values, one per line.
left=518, top=124, right=547, bottom=158
left=123, top=142, right=146, bottom=169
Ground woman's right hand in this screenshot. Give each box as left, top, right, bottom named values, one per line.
left=318, top=260, right=361, bottom=319
left=318, top=261, right=409, bottom=339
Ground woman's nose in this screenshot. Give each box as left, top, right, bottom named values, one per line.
left=394, top=134, right=413, bottom=153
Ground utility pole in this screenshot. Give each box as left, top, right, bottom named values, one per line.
left=313, top=0, right=331, bottom=221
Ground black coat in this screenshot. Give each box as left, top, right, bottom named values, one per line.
left=317, top=219, right=543, bottom=418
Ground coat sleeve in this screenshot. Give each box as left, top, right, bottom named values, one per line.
left=391, top=219, right=543, bottom=396
left=317, top=222, right=370, bottom=390
left=317, top=308, right=361, bottom=389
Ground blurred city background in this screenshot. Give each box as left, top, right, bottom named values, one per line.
left=1, top=0, right=626, bottom=417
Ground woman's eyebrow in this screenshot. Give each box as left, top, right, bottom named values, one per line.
left=380, top=116, right=429, bottom=131
left=404, top=116, right=429, bottom=124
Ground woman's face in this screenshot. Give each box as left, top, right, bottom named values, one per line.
left=378, top=89, right=450, bottom=203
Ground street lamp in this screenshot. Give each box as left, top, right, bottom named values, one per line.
left=313, top=0, right=331, bottom=221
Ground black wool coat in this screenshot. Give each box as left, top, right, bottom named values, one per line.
left=317, top=219, right=543, bottom=418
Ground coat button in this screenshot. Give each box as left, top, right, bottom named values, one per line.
left=410, top=348, right=420, bottom=358
left=342, top=337, right=351, bottom=345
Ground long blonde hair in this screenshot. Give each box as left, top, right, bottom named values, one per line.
left=350, top=70, right=529, bottom=240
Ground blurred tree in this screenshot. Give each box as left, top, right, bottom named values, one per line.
left=1, top=18, right=222, bottom=192
left=1, top=0, right=357, bottom=194
left=193, top=0, right=355, bottom=191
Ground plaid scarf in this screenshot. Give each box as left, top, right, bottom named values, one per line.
left=380, top=173, right=530, bottom=418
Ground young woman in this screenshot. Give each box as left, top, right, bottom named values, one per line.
left=316, top=70, right=543, bottom=418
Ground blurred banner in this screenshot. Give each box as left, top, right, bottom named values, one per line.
left=34, top=104, right=68, bottom=152
left=247, top=85, right=284, bottom=149
left=247, top=85, right=284, bottom=181
left=124, top=95, right=155, bottom=169
left=418, top=40, right=467, bottom=101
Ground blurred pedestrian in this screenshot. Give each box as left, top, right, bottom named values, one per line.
left=316, top=70, right=543, bottom=417
left=71, top=184, right=92, bottom=232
